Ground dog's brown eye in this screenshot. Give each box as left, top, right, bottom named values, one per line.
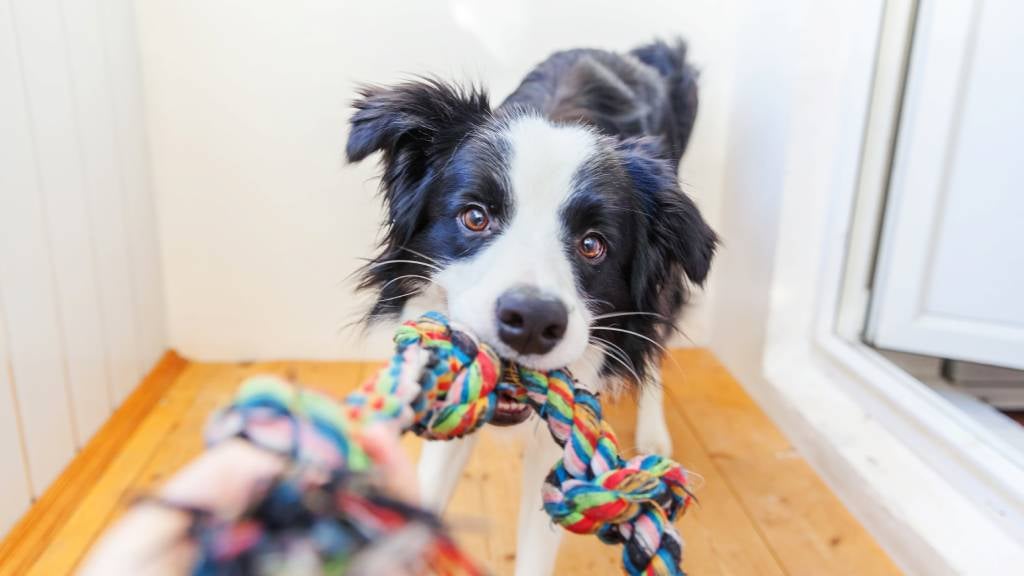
left=579, top=233, right=606, bottom=261
left=459, top=205, right=489, bottom=232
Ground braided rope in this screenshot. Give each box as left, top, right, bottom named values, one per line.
left=352, top=313, right=503, bottom=440
left=508, top=367, right=691, bottom=575
left=203, top=312, right=692, bottom=575
left=348, top=312, right=694, bottom=575
left=203, top=376, right=484, bottom=575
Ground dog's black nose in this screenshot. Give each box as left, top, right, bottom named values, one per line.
left=495, top=286, right=568, bottom=355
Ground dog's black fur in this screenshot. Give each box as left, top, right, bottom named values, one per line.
left=347, top=40, right=717, bottom=385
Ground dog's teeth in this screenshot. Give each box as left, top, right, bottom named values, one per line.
left=496, top=399, right=525, bottom=414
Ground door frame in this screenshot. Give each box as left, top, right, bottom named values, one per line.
left=730, top=0, right=1024, bottom=572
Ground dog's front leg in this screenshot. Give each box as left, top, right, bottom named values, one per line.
left=417, top=435, right=480, bottom=511
left=514, top=421, right=564, bottom=576
left=635, top=367, right=674, bottom=455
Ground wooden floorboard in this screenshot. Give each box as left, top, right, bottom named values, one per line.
left=0, top=351, right=188, bottom=576
left=22, top=362, right=221, bottom=576
left=556, top=394, right=786, bottom=576
left=0, top=349, right=898, bottom=575
left=664, top=350, right=901, bottom=576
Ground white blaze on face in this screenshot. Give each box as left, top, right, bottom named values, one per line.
left=435, top=116, right=598, bottom=370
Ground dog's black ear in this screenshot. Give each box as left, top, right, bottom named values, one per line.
left=347, top=79, right=491, bottom=243
left=347, top=79, right=490, bottom=162
left=619, top=137, right=717, bottom=300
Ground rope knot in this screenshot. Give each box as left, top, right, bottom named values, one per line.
left=388, top=312, right=502, bottom=439
left=498, top=363, right=693, bottom=575
left=375, top=313, right=693, bottom=574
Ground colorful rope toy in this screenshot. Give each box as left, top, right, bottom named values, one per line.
left=198, top=312, right=693, bottom=575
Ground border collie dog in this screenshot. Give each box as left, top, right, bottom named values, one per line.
left=347, top=40, right=716, bottom=574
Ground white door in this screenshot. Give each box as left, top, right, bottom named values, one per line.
left=867, top=0, right=1024, bottom=370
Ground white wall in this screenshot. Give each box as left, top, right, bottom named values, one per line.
left=138, top=0, right=737, bottom=361
left=0, top=0, right=165, bottom=533
left=706, top=3, right=795, bottom=386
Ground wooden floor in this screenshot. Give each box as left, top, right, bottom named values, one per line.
left=0, top=349, right=899, bottom=575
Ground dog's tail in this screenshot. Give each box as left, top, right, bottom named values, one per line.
left=630, top=39, right=699, bottom=160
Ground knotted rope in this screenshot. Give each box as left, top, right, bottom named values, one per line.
left=198, top=312, right=692, bottom=575
left=349, top=312, right=694, bottom=574
left=199, top=376, right=484, bottom=575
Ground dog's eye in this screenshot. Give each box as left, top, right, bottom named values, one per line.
left=459, top=205, right=490, bottom=232
left=578, top=233, right=607, bottom=261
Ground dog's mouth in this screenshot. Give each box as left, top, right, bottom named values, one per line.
left=490, top=390, right=532, bottom=426
left=477, top=331, right=581, bottom=427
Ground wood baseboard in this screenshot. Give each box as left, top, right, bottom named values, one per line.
left=0, top=351, right=189, bottom=575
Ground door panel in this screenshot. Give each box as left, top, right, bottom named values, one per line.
left=868, top=0, right=1024, bottom=369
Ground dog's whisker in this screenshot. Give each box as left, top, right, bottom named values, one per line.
left=396, top=245, right=446, bottom=268
left=594, top=325, right=687, bottom=377
left=591, top=310, right=694, bottom=351
left=591, top=311, right=669, bottom=322
left=589, top=335, right=628, bottom=358
left=590, top=342, right=636, bottom=379
left=595, top=327, right=688, bottom=375
left=366, top=259, right=443, bottom=273
left=591, top=326, right=669, bottom=355
left=590, top=311, right=694, bottom=342
left=589, top=334, right=630, bottom=362
left=377, top=289, right=427, bottom=304
left=589, top=336, right=642, bottom=382
left=590, top=341, right=642, bottom=386
left=380, top=274, right=437, bottom=291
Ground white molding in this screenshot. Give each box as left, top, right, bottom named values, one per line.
left=731, top=0, right=1024, bottom=572
left=836, top=0, right=918, bottom=340
left=816, top=339, right=1024, bottom=536
left=761, top=342, right=1024, bottom=574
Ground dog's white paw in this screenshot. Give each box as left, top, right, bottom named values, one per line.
left=635, top=417, right=673, bottom=456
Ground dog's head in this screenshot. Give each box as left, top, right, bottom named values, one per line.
left=347, top=79, right=716, bottom=382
